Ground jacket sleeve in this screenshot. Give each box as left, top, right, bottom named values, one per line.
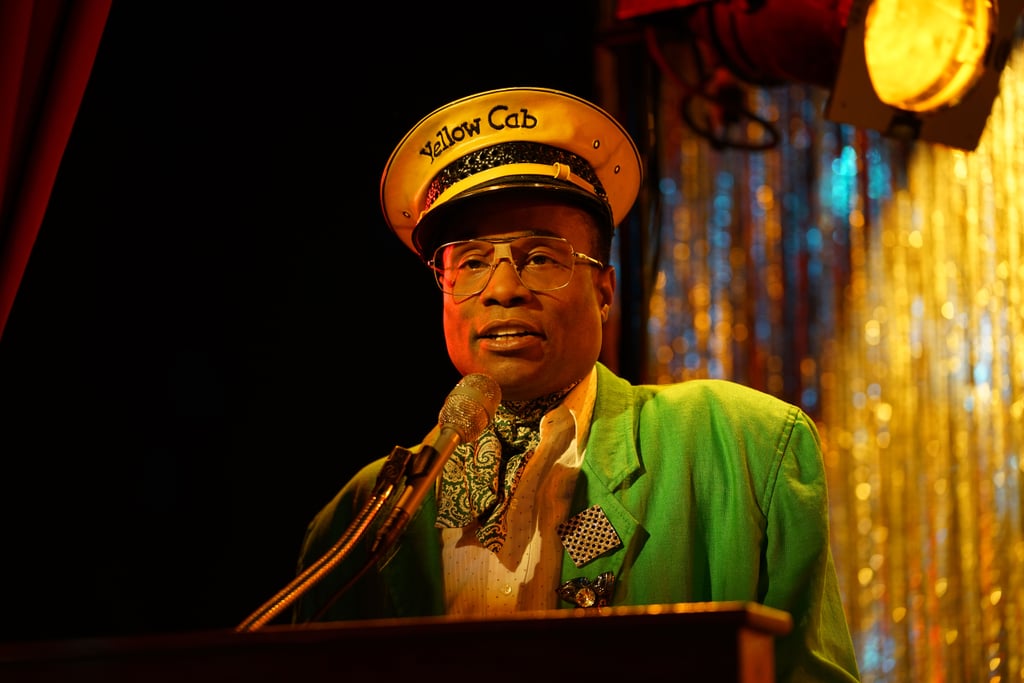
left=292, top=458, right=393, bottom=624
left=292, top=455, right=447, bottom=624
left=764, top=407, right=861, bottom=682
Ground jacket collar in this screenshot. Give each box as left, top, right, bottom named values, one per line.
left=558, top=363, right=647, bottom=598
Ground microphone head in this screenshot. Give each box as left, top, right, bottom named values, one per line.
left=439, top=373, right=501, bottom=442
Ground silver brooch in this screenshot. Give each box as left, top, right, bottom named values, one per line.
left=556, top=571, right=615, bottom=608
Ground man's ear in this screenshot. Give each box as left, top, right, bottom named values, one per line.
left=598, top=265, right=616, bottom=319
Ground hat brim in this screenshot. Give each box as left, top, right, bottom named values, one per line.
left=411, top=175, right=614, bottom=257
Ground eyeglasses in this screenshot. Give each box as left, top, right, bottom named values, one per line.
left=428, top=235, right=604, bottom=297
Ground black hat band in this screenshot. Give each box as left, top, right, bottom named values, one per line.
left=422, top=141, right=608, bottom=214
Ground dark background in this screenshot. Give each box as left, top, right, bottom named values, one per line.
left=0, top=2, right=606, bottom=642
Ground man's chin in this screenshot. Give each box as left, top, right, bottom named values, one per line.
left=482, top=367, right=575, bottom=403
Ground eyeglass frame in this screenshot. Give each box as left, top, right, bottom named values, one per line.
left=427, top=234, right=605, bottom=297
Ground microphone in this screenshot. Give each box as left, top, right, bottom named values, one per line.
left=370, top=373, right=500, bottom=553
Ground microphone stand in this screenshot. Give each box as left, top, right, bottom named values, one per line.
left=235, top=441, right=427, bottom=632
left=235, top=372, right=500, bottom=632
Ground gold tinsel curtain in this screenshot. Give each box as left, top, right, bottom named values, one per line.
left=614, top=23, right=1024, bottom=683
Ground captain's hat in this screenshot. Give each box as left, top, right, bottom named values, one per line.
left=380, top=86, right=643, bottom=259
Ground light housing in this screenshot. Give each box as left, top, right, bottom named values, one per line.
left=615, top=0, right=1024, bottom=151
left=826, top=0, right=1023, bottom=150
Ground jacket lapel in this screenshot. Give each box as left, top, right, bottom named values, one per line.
left=559, top=365, right=648, bottom=602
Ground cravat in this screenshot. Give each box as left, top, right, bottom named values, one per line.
left=436, top=383, right=577, bottom=552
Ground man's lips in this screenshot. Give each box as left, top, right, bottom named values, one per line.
left=476, top=321, right=543, bottom=340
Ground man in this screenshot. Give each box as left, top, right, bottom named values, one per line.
left=294, top=87, right=861, bottom=681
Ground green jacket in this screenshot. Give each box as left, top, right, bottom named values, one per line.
left=295, top=363, right=860, bottom=681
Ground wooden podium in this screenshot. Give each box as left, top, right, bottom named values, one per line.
left=0, top=602, right=791, bottom=682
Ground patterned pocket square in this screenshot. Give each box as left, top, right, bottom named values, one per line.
left=557, top=504, right=623, bottom=567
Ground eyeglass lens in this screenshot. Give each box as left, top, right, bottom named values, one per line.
left=433, top=236, right=577, bottom=296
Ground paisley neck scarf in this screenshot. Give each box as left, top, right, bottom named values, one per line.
left=436, top=382, right=579, bottom=552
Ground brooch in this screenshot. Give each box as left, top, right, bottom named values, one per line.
left=556, top=571, right=615, bottom=608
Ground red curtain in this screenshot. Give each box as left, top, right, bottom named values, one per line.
left=0, top=0, right=112, bottom=340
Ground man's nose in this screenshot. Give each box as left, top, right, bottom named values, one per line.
left=480, top=255, right=528, bottom=297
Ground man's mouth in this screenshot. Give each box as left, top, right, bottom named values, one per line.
left=480, top=330, right=534, bottom=340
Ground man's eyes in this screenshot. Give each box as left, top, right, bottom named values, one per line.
left=451, top=248, right=563, bottom=269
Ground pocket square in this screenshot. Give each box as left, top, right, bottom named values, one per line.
left=556, top=504, right=623, bottom=567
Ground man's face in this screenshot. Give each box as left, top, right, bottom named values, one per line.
left=434, top=193, right=615, bottom=402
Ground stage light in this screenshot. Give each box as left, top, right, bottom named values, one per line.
left=826, top=0, right=1023, bottom=151
left=861, top=0, right=991, bottom=112
left=614, top=0, right=1024, bottom=151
